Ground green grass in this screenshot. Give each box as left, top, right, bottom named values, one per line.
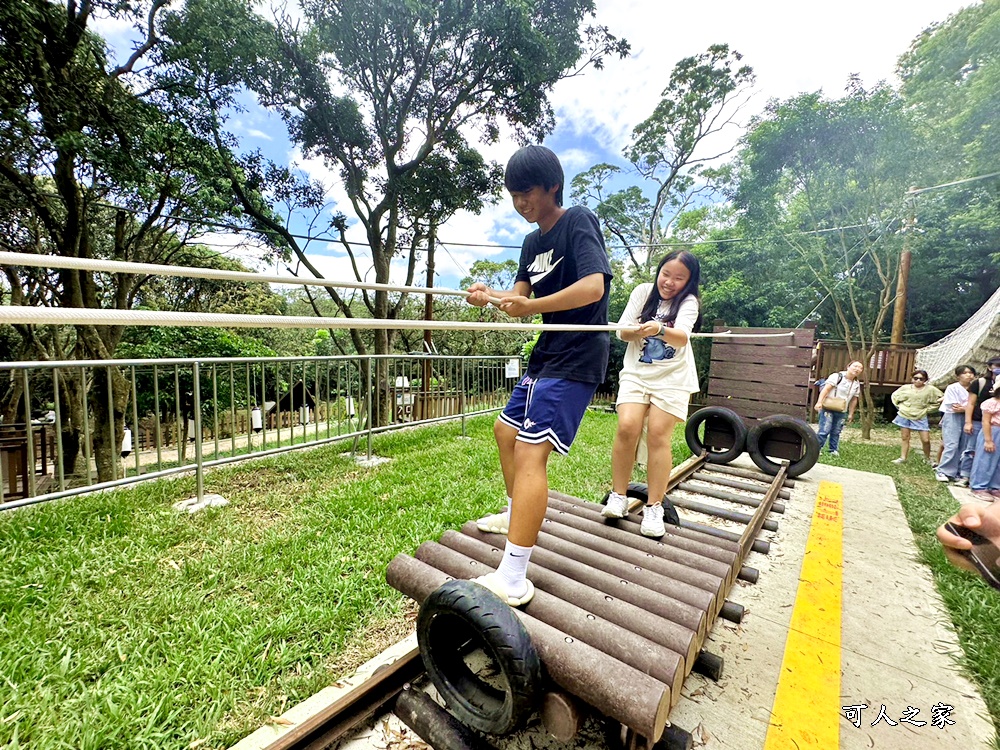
left=1, top=413, right=998, bottom=748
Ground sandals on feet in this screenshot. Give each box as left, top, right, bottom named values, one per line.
left=473, top=572, right=534, bottom=607
left=476, top=511, right=510, bottom=534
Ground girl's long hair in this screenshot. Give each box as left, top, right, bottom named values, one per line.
left=640, top=251, right=703, bottom=331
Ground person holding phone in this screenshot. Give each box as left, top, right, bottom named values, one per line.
left=937, top=503, right=1000, bottom=589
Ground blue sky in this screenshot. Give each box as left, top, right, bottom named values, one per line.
left=96, top=0, right=977, bottom=294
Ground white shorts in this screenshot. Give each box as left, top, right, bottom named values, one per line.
left=616, top=375, right=691, bottom=422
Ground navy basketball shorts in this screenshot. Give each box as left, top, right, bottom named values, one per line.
left=498, top=375, right=598, bottom=455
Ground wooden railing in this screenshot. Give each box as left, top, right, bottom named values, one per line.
left=813, top=342, right=920, bottom=388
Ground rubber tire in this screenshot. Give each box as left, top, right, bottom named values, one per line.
left=684, top=407, right=747, bottom=464
left=417, top=580, right=542, bottom=735
left=745, top=414, right=820, bottom=478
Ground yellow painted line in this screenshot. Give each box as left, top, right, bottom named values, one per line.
left=764, top=480, right=843, bottom=749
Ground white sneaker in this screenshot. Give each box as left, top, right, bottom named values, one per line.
left=602, top=491, right=629, bottom=519
left=935, top=472, right=950, bottom=482
left=829, top=450, right=839, bottom=457
left=956, top=477, right=970, bottom=488
left=891, top=457, right=905, bottom=464
left=640, top=503, right=666, bottom=538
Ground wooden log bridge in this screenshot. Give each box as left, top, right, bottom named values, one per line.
left=385, top=454, right=788, bottom=745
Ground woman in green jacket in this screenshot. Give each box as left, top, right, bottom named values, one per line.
left=891, top=369, right=944, bottom=465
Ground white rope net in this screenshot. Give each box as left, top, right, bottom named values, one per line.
left=916, top=285, right=1000, bottom=385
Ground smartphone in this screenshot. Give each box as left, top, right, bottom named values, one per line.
left=945, top=522, right=1000, bottom=591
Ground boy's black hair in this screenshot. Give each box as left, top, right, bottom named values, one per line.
left=640, top=250, right=703, bottom=331
left=955, top=364, right=975, bottom=376
left=504, top=145, right=564, bottom=206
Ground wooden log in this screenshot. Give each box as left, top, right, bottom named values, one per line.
left=700, top=462, right=796, bottom=487
left=461, top=523, right=707, bottom=638
left=692, top=471, right=791, bottom=500
left=385, top=554, right=672, bottom=742
left=414, top=541, right=685, bottom=702
left=541, top=691, right=585, bottom=743
left=440, top=530, right=699, bottom=669
left=394, top=688, right=496, bottom=750
left=676, top=481, right=786, bottom=514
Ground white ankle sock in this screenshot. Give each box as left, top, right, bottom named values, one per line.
left=497, top=540, right=532, bottom=596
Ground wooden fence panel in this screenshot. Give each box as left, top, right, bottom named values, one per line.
left=705, top=325, right=815, bottom=423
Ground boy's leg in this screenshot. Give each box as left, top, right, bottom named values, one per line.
left=494, top=418, right=517, bottom=501
left=476, top=378, right=595, bottom=606
left=508, top=441, right=555, bottom=546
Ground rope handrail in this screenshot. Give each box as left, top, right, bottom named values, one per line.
left=0, top=305, right=797, bottom=338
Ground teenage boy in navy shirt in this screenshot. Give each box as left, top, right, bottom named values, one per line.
left=466, top=145, right=612, bottom=606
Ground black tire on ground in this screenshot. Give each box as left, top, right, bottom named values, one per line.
left=416, top=580, right=542, bottom=735
left=684, top=407, right=748, bottom=464
left=745, top=415, right=820, bottom=478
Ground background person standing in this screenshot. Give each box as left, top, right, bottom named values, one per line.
left=890, top=369, right=943, bottom=465
left=814, top=360, right=863, bottom=457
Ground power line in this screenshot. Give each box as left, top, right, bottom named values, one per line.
left=908, top=171, right=1000, bottom=196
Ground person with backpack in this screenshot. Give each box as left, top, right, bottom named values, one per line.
left=814, top=360, right=864, bottom=457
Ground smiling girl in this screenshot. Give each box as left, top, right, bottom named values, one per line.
left=603, top=251, right=702, bottom=538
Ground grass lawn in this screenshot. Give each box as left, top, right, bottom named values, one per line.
left=1, top=413, right=998, bottom=748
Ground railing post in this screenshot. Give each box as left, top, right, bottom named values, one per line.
left=106, top=366, right=116, bottom=482
left=23, top=370, right=37, bottom=497
left=192, top=361, right=204, bottom=502
left=460, top=359, right=467, bottom=438
left=366, top=356, right=373, bottom=461
left=53, top=368, right=65, bottom=491
left=131, top=366, right=141, bottom=477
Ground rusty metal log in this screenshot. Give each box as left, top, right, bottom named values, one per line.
left=394, top=687, right=497, bottom=750
left=719, top=601, right=745, bottom=624
left=737, top=566, right=759, bottom=584
left=541, top=691, right=585, bottom=743
left=534, top=516, right=728, bottom=606
left=739, top=463, right=789, bottom=560
left=548, top=490, right=771, bottom=555
left=472, top=522, right=717, bottom=630
left=692, top=471, right=791, bottom=500
left=386, top=554, right=672, bottom=741
left=547, top=492, right=740, bottom=556
left=666, top=495, right=779, bottom=532
left=440, top=530, right=699, bottom=668
left=677, top=480, right=786, bottom=514
left=414, top=541, right=685, bottom=703
left=459, top=523, right=707, bottom=638
left=692, top=650, right=724, bottom=682
left=706, top=462, right=795, bottom=488
left=543, top=500, right=739, bottom=584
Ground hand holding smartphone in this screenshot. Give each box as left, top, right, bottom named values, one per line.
left=944, top=522, right=1000, bottom=591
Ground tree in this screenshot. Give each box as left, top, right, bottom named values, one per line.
left=571, top=44, right=754, bottom=279
left=0, top=0, right=276, bottom=480
left=896, top=1, right=1000, bottom=343
left=734, top=80, right=927, bottom=437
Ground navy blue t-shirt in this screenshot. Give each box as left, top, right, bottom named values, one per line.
left=514, top=205, right=612, bottom=383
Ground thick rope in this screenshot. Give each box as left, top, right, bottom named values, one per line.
left=0, top=305, right=796, bottom=338
left=0, top=250, right=503, bottom=304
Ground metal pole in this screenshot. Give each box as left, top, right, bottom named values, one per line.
left=192, top=361, right=204, bottom=502
left=460, top=359, right=467, bottom=438
left=53, top=368, right=65, bottom=491
left=153, top=365, right=162, bottom=470
left=23, top=370, right=37, bottom=497
left=81, top=368, right=93, bottom=486
left=174, top=366, right=182, bottom=464
left=106, top=367, right=116, bottom=482
left=230, top=363, right=236, bottom=457
left=131, top=366, right=140, bottom=477
left=366, top=357, right=372, bottom=460
left=212, top=364, right=220, bottom=460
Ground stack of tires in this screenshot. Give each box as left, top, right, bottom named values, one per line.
left=684, top=407, right=819, bottom=478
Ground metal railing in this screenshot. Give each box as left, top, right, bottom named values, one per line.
left=0, top=354, right=520, bottom=509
